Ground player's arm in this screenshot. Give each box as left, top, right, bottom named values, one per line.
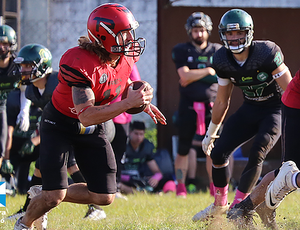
left=147, top=160, right=163, bottom=188
left=73, top=85, right=151, bottom=127
left=177, top=66, right=216, bottom=87
left=211, top=82, right=234, bottom=125
left=202, top=81, right=234, bottom=156
left=272, top=63, right=292, bottom=91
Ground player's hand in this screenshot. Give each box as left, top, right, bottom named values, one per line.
left=202, top=121, right=221, bottom=156
left=148, top=173, right=163, bottom=188
left=16, top=110, right=30, bottom=132
left=202, top=134, right=218, bottom=156
left=1, top=159, right=13, bottom=174
left=18, top=139, right=35, bottom=157
left=144, top=104, right=167, bottom=125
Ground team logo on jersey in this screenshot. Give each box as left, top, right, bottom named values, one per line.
left=257, top=72, right=268, bottom=82
left=198, top=56, right=208, bottom=62
left=187, top=56, right=193, bottom=62
left=240, top=76, right=253, bottom=84
left=99, top=73, right=108, bottom=84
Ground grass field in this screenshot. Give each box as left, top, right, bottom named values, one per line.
left=2, top=190, right=300, bottom=229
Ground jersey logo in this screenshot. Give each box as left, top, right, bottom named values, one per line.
left=99, top=73, right=108, bottom=84
left=257, top=72, right=268, bottom=82
left=239, top=76, right=253, bottom=84
left=187, top=56, right=193, bottom=62
left=198, top=56, right=208, bottom=62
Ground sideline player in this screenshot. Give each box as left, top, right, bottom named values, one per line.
left=0, top=25, right=31, bottom=175
left=171, top=12, right=221, bottom=197
left=192, top=9, right=292, bottom=221
left=14, top=3, right=166, bottom=229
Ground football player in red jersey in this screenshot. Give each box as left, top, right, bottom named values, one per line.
left=15, top=3, right=166, bottom=229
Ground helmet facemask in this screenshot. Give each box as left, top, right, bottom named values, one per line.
left=220, top=28, right=253, bottom=54
left=113, top=29, right=145, bottom=57
left=15, top=57, right=52, bottom=85
left=0, top=43, right=11, bottom=60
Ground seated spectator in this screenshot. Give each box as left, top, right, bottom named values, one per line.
left=119, top=121, right=175, bottom=194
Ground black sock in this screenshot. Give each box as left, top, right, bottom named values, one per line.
left=186, top=178, right=197, bottom=185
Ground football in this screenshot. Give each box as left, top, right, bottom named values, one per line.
left=121, top=80, right=150, bottom=114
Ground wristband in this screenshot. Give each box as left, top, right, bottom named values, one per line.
left=151, top=172, right=163, bottom=181
left=206, top=121, right=221, bottom=138
left=272, top=67, right=288, bottom=79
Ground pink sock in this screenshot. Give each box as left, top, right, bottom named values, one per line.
left=229, top=189, right=250, bottom=209
left=214, top=185, right=228, bottom=206
left=209, top=182, right=215, bottom=197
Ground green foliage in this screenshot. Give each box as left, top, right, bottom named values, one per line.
left=145, top=128, right=157, bottom=152
left=4, top=191, right=300, bottom=229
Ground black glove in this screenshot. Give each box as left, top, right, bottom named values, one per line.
left=18, top=139, right=35, bottom=157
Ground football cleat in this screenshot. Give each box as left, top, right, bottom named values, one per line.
left=192, top=203, right=229, bottom=222
left=176, top=183, right=187, bottom=198
left=227, top=202, right=255, bottom=228
left=6, top=208, right=25, bottom=221
left=265, top=161, right=299, bottom=209
left=84, top=205, right=106, bottom=220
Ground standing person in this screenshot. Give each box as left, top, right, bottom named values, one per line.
left=227, top=69, right=300, bottom=229
left=14, top=3, right=166, bottom=229
left=171, top=12, right=221, bottom=197
left=192, top=9, right=292, bottom=222
left=111, top=63, right=141, bottom=199
left=0, top=25, right=31, bottom=175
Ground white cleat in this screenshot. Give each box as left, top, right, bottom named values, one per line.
left=84, top=207, right=107, bottom=220
left=265, top=161, right=299, bottom=209
left=192, top=203, right=229, bottom=222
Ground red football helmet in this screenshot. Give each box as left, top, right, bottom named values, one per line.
left=87, top=3, right=145, bottom=57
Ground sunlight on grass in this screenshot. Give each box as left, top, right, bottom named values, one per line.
left=3, top=190, right=300, bottom=229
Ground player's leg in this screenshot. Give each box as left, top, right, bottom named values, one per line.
left=175, top=95, right=196, bottom=197
left=193, top=106, right=255, bottom=222
left=266, top=104, right=300, bottom=209
left=65, top=126, right=116, bottom=205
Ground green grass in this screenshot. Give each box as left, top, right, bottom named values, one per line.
left=2, top=190, right=300, bottom=229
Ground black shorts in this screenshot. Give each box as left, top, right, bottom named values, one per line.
left=281, top=104, right=300, bottom=165
left=177, top=94, right=212, bottom=156
left=39, top=101, right=117, bottom=194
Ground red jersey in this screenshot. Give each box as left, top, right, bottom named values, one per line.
left=282, top=70, right=300, bottom=109
left=52, top=46, right=137, bottom=118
